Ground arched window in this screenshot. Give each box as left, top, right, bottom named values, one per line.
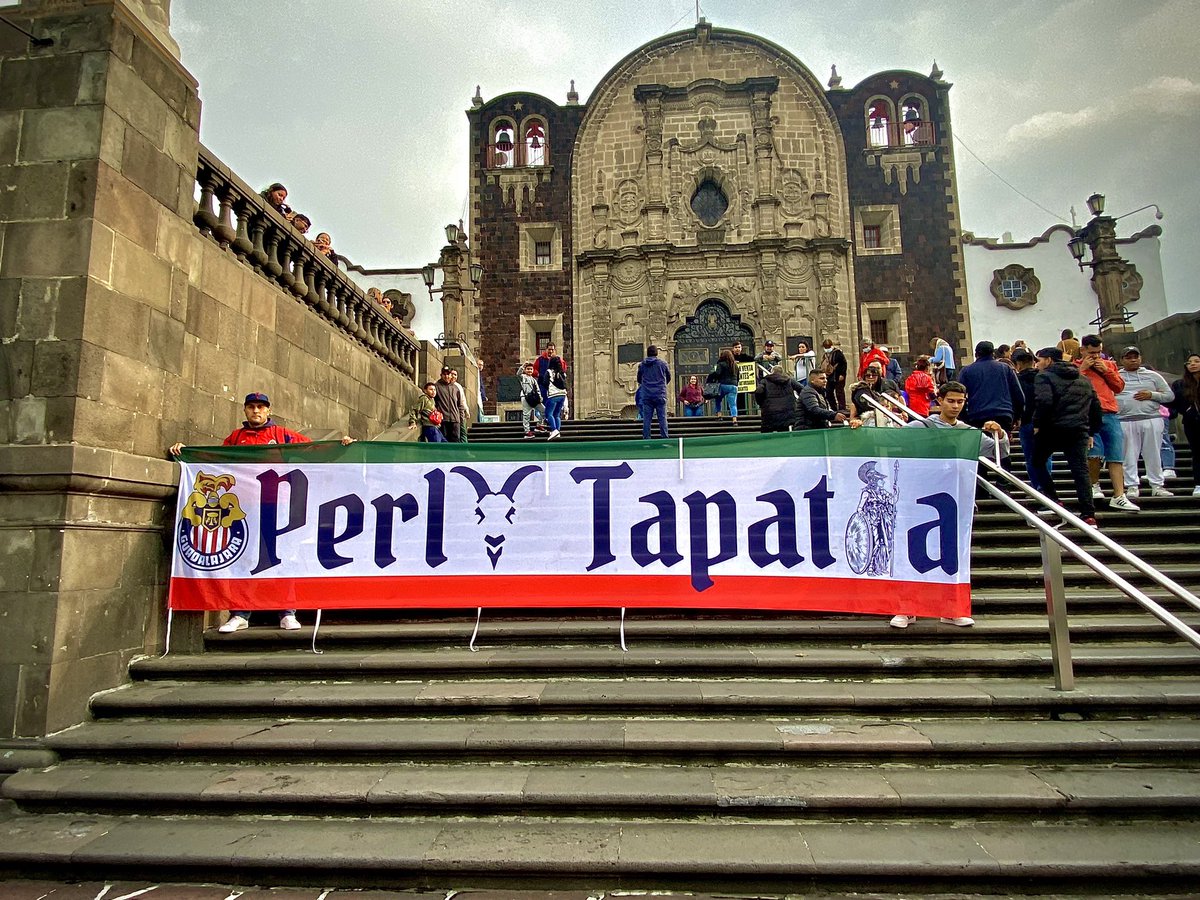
left=865, top=98, right=894, bottom=148
left=490, top=120, right=515, bottom=168
left=691, top=179, right=728, bottom=227
left=523, top=118, right=547, bottom=167
left=899, top=96, right=931, bottom=145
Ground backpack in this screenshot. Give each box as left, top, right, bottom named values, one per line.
left=552, top=369, right=567, bottom=390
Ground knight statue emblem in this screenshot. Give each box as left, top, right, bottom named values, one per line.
left=845, top=460, right=900, bottom=577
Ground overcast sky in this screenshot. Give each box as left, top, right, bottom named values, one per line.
left=173, top=0, right=1199, bottom=335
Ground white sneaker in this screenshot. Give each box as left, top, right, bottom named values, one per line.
left=1091, top=483, right=1105, bottom=499
left=940, top=616, right=975, bottom=627
left=547, top=429, right=561, bottom=440
left=1109, top=494, right=1140, bottom=512
left=1163, top=469, right=1177, bottom=480
left=1150, top=486, right=1173, bottom=497
left=218, top=615, right=249, bottom=634
left=279, top=614, right=301, bottom=630
left=1126, top=486, right=1139, bottom=498
left=1193, top=486, right=1200, bottom=497
left=889, top=615, right=912, bottom=629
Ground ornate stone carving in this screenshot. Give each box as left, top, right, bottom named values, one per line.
left=816, top=251, right=842, bottom=339
left=591, top=169, right=610, bottom=249
left=615, top=178, right=643, bottom=228
left=611, top=259, right=646, bottom=294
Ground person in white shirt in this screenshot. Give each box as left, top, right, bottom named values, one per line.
left=1115, top=347, right=1174, bottom=497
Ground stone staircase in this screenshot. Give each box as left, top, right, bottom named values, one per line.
left=1, top=432, right=1198, bottom=895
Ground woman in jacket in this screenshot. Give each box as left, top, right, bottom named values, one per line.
left=678, top=375, right=706, bottom=416
left=538, top=349, right=568, bottom=440
left=904, top=357, right=937, bottom=417
left=754, top=365, right=804, bottom=433
left=710, top=349, right=740, bottom=424
left=1168, top=353, right=1200, bottom=496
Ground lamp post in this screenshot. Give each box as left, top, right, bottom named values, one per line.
left=1066, top=193, right=1135, bottom=339
left=421, top=221, right=483, bottom=350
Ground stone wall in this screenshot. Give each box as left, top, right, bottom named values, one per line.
left=0, top=0, right=420, bottom=738
left=828, top=70, right=968, bottom=366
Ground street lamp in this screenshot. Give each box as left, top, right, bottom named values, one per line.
left=1068, top=192, right=1138, bottom=338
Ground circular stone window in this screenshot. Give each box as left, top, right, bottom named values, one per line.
left=690, top=179, right=728, bottom=227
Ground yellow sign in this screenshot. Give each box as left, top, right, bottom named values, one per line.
left=737, top=361, right=757, bottom=393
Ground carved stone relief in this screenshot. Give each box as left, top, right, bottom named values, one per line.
left=615, top=178, right=644, bottom=228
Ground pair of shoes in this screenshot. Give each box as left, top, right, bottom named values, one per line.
left=547, top=429, right=561, bottom=440
left=889, top=615, right=913, bottom=629
left=1091, top=483, right=1105, bottom=499
left=1082, top=516, right=1099, bottom=528
left=218, top=615, right=249, bottom=634
left=1163, top=469, right=1177, bottom=480
left=279, top=615, right=301, bottom=630
left=1150, top=486, right=1173, bottom=497
left=523, top=431, right=535, bottom=439
left=939, top=616, right=975, bottom=627
left=1110, top=494, right=1140, bottom=512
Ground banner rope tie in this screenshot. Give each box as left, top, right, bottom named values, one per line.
left=469, top=607, right=483, bottom=651
left=310, top=609, right=323, bottom=654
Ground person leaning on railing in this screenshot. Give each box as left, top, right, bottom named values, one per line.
left=260, top=182, right=290, bottom=215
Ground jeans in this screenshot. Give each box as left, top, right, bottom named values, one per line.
left=1161, top=426, right=1175, bottom=471
left=420, top=425, right=447, bottom=442
left=640, top=395, right=668, bottom=439
left=1019, top=422, right=1051, bottom=492
left=1121, top=417, right=1165, bottom=488
left=683, top=404, right=705, bottom=417
left=1032, top=427, right=1095, bottom=519
left=231, top=609, right=296, bottom=622
left=1088, top=412, right=1124, bottom=462
left=718, top=383, right=738, bottom=417
left=544, top=394, right=565, bottom=431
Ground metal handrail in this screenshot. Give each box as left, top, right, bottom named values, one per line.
left=857, top=391, right=1200, bottom=687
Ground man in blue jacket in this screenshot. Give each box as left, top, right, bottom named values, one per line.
left=636, top=345, right=672, bottom=439
left=959, top=340, right=1025, bottom=434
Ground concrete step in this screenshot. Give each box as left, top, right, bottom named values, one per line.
left=87, top=677, right=1200, bottom=720
left=7, top=760, right=1199, bottom=818
left=201, top=615, right=1197, bottom=651
left=2, top=811, right=1199, bottom=893
left=40, top=714, right=1200, bottom=765
left=127, top=644, right=1200, bottom=683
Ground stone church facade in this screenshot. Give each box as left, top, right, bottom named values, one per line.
left=466, top=21, right=968, bottom=418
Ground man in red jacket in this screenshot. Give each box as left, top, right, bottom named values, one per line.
left=170, top=392, right=353, bottom=633
left=1075, top=336, right=1139, bottom=512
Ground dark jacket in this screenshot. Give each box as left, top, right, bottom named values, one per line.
left=433, top=380, right=468, bottom=423
left=711, top=358, right=738, bottom=386
left=795, top=384, right=839, bottom=429
left=636, top=355, right=671, bottom=398
left=1032, top=362, right=1102, bottom=432
left=1169, top=377, right=1200, bottom=425
left=959, top=357, right=1025, bottom=422
left=753, top=371, right=803, bottom=431
left=1016, top=366, right=1038, bottom=419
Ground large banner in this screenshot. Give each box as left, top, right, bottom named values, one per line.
left=170, top=429, right=982, bottom=618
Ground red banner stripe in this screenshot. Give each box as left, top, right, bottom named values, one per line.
left=169, top=575, right=970, bottom=619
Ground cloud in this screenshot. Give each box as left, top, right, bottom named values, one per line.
left=1001, top=76, right=1200, bottom=147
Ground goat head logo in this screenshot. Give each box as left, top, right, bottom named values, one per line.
left=450, top=465, right=542, bottom=569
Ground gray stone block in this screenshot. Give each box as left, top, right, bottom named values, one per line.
left=0, top=161, right=69, bottom=219
left=81, top=281, right=151, bottom=357
left=17, top=105, right=102, bottom=163
left=104, top=57, right=168, bottom=147
left=93, top=159, right=160, bottom=249
left=1, top=216, right=91, bottom=277
left=0, top=109, right=19, bottom=165
left=119, top=125, right=181, bottom=210
left=0, top=54, right=82, bottom=110
left=0, top=338, right=32, bottom=400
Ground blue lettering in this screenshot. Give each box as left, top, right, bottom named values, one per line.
left=571, top=463, right=634, bottom=571
left=251, top=468, right=309, bottom=575
left=371, top=493, right=419, bottom=568
left=748, top=489, right=804, bottom=569
left=907, top=492, right=959, bottom=575
left=316, top=494, right=365, bottom=569
left=630, top=491, right=684, bottom=569
left=682, top=489, right=738, bottom=591
left=804, top=476, right=836, bottom=569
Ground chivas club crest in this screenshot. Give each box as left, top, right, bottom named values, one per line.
left=177, top=471, right=248, bottom=570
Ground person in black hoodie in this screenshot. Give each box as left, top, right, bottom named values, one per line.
left=753, top=365, right=805, bottom=432
left=1030, top=347, right=1103, bottom=525
left=795, top=371, right=848, bottom=429
left=1168, top=352, right=1200, bottom=496
left=1013, top=348, right=1049, bottom=491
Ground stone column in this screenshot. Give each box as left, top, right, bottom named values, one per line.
left=0, top=0, right=200, bottom=737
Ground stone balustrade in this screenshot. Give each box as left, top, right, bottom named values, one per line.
left=192, top=146, right=419, bottom=380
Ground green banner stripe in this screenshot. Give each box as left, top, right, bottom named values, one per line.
left=179, top=428, right=980, bottom=465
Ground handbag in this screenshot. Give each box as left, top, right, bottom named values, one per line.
left=428, top=408, right=443, bottom=426
left=702, top=383, right=721, bottom=401
left=525, top=387, right=542, bottom=406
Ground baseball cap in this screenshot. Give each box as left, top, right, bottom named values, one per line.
left=1120, top=346, right=1141, bottom=357
left=244, top=392, right=270, bottom=405
left=764, top=340, right=774, bottom=347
